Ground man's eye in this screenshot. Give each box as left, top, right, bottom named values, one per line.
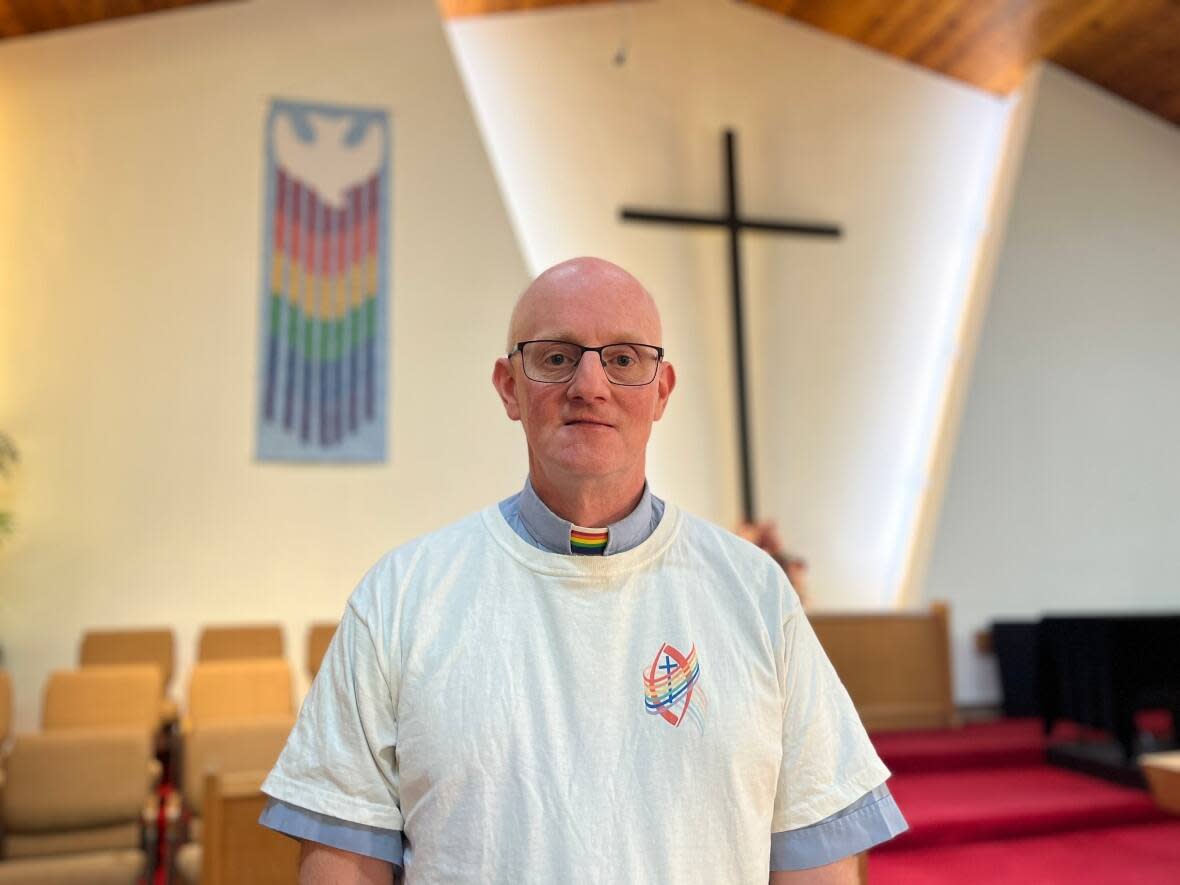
left=611, top=355, right=635, bottom=368
left=544, top=353, right=570, bottom=366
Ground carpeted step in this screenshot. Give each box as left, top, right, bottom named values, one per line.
left=872, top=715, right=1174, bottom=775
left=868, top=819, right=1180, bottom=884
left=882, top=764, right=1167, bottom=851
left=872, top=719, right=1050, bottom=774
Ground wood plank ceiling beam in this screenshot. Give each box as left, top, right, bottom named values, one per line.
left=747, top=0, right=1180, bottom=125
left=0, top=0, right=229, bottom=39
left=1048, top=0, right=1180, bottom=125
left=0, top=0, right=1176, bottom=126
left=440, top=0, right=617, bottom=18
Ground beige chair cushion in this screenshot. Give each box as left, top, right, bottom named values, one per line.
left=79, top=629, right=175, bottom=692
left=4, top=822, right=141, bottom=858
left=306, top=622, right=338, bottom=681
left=0, top=849, right=145, bottom=884
left=0, top=669, right=12, bottom=743
left=42, top=667, right=162, bottom=732
left=197, top=624, right=284, bottom=662
left=186, top=660, right=293, bottom=729
left=2, top=728, right=152, bottom=832
left=181, top=718, right=293, bottom=815
left=174, top=841, right=202, bottom=885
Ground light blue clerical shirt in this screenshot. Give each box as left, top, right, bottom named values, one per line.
left=260, top=480, right=907, bottom=870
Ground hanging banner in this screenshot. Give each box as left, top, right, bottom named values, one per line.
left=256, top=99, right=391, bottom=462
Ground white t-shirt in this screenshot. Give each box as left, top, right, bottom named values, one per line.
left=262, top=502, right=889, bottom=883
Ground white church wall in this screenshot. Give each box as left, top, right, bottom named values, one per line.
left=923, top=64, right=1180, bottom=706
left=448, top=0, right=1011, bottom=609
left=0, top=0, right=530, bottom=730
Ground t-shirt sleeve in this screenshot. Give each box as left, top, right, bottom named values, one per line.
left=771, top=606, right=891, bottom=832
left=769, top=785, right=908, bottom=870
left=259, top=797, right=405, bottom=863
left=261, top=581, right=403, bottom=831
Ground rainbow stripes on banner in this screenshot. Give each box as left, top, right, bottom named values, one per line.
left=256, top=100, right=391, bottom=461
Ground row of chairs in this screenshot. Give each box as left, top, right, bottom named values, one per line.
left=0, top=623, right=337, bottom=750
left=38, top=659, right=294, bottom=735
left=0, top=662, right=295, bottom=882
left=0, top=623, right=337, bottom=884
left=80, top=623, right=338, bottom=720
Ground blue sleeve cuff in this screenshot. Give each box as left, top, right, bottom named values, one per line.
left=770, top=784, right=908, bottom=871
left=258, top=797, right=404, bottom=865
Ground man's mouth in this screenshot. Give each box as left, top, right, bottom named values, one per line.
left=565, top=419, right=613, bottom=428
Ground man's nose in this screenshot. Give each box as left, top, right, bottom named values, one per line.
left=566, top=350, right=611, bottom=398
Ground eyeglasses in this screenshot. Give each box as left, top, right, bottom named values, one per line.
left=508, top=339, right=665, bottom=386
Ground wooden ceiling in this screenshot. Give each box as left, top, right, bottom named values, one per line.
left=756, top=0, right=1180, bottom=126
left=0, top=0, right=226, bottom=38
left=442, top=0, right=1180, bottom=127
left=2, top=1, right=1177, bottom=126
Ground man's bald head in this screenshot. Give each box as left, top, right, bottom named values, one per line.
left=506, top=257, right=663, bottom=350
left=491, top=256, right=676, bottom=519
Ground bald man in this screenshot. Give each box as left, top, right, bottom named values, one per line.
left=260, top=258, right=906, bottom=884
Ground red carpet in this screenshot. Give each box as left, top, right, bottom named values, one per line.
left=869, top=718, right=1180, bottom=884
left=869, top=820, right=1180, bottom=884
left=882, top=765, right=1166, bottom=850
left=873, top=714, right=1174, bottom=775
left=873, top=718, right=1050, bottom=774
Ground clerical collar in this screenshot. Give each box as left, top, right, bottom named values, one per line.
left=517, top=478, right=657, bottom=556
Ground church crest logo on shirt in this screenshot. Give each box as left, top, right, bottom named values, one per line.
left=643, top=642, right=708, bottom=734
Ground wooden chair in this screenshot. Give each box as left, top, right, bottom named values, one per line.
left=169, top=719, right=294, bottom=885
left=79, top=628, right=179, bottom=725
left=306, top=622, right=338, bottom=681
left=0, top=727, right=157, bottom=884
left=80, top=628, right=175, bottom=690
left=199, top=769, right=300, bottom=885
left=185, top=660, right=293, bottom=731
left=808, top=601, right=955, bottom=731
left=197, top=625, right=284, bottom=663
left=42, top=666, right=162, bottom=733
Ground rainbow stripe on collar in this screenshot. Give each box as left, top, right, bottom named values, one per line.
left=570, top=525, right=608, bottom=554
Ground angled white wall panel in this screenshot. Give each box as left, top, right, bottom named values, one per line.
left=450, top=0, right=1011, bottom=609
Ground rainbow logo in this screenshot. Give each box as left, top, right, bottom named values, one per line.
left=643, top=642, right=707, bottom=734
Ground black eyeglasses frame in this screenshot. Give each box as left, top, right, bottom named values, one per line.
left=507, top=339, right=665, bottom=387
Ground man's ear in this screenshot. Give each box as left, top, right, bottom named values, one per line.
left=492, top=357, right=522, bottom=421
left=652, top=361, right=676, bottom=421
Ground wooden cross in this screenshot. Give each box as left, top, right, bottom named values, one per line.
left=621, top=129, right=842, bottom=522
